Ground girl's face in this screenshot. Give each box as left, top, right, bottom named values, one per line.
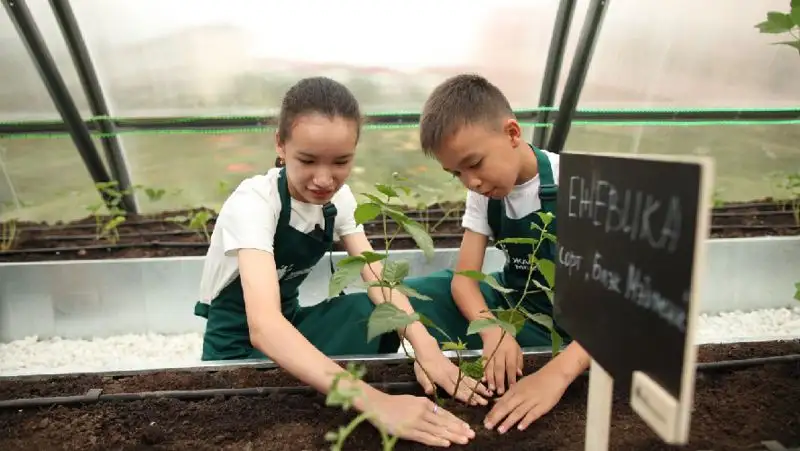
left=276, top=113, right=359, bottom=205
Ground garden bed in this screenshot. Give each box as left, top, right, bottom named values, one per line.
left=1, top=198, right=798, bottom=262
left=1, top=340, right=798, bottom=450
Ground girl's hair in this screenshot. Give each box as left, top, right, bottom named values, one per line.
left=276, top=76, right=363, bottom=148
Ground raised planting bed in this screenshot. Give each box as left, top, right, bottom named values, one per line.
left=0, top=340, right=798, bottom=450
left=1, top=198, right=798, bottom=262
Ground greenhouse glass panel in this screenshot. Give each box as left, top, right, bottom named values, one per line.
left=0, top=136, right=110, bottom=223
left=0, top=0, right=91, bottom=121
left=564, top=123, right=800, bottom=202
left=560, top=0, right=800, bottom=108
left=69, top=0, right=559, bottom=117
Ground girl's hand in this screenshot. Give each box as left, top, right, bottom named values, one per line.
left=368, top=392, right=476, bottom=447
left=413, top=344, right=493, bottom=405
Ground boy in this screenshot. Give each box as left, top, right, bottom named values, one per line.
left=406, top=74, right=591, bottom=434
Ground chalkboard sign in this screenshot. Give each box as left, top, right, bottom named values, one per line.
left=553, top=151, right=713, bottom=444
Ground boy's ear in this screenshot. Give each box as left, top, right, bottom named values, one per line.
left=503, top=118, right=523, bottom=147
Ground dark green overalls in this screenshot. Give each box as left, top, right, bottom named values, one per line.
left=406, top=146, right=571, bottom=349
left=194, top=168, right=400, bottom=361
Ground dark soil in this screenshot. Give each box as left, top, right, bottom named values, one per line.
left=0, top=341, right=798, bottom=450
left=1, top=198, right=798, bottom=262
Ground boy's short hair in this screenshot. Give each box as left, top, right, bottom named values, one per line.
left=419, top=74, right=515, bottom=156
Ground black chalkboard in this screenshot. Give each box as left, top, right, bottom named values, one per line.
left=553, top=151, right=709, bottom=400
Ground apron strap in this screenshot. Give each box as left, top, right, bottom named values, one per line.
left=276, top=167, right=292, bottom=228
left=277, top=167, right=344, bottom=296
left=321, top=202, right=345, bottom=297
left=487, top=144, right=557, bottom=239
left=531, top=146, right=557, bottom=214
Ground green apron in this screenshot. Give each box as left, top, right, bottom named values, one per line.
left=194, top=168, right=400, bottom=360
left=407, top=145, right=571, bottom=349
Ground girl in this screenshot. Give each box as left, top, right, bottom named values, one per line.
left=193, top=77, right=486, bottom=447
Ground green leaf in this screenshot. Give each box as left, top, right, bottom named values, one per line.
left=532, top=279, right=555, bottom=304
left=551, top=329, right=563, bottom=357
left=329, top=258, right=366, bottom=297
left=520, top=309, right=555, bottom=332
left=496, top=237, right=537, bottom=246
left=459, top=359, right=485, bottom=379
left=385, top=209, right=434, bottom=260
left=755, top=12, right=795, bottom=33
left=353, top=202, right=381, bottom=225
left=375, top=183, right=399, bottom=199
left=536, top=258, right=556, bottom=289
left=382, top=260, right=410, bottom=284
left=441, top=339, right=467, bottom=351
left=466, top=317, right=519, bottom=337
left=367, top=303, right=420, bottom=342
left=395, top=283, right=433, bottom=301
left=790, top=5, right=800, bottom=26
left=358, top=251, right=386, bottom=264
left=455, top=270, right=515, bottom=294
left=542, top=232, right=557, bottom=243
left=794, top=281, right=800, bottom=301
left=496, top=308, right=526, bottom=335
left=793, top=0, right=800, bottom=10
left=536, top=211, right=554, bottom=226
left=359, top=193, right=386, bottom=205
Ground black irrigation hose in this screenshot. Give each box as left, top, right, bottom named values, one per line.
left=1, top=355, right=797, bottom=411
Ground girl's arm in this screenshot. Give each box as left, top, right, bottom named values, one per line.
left=339, top=232, right=439, bottom=350
left=238, top=248, right=384, bottom=408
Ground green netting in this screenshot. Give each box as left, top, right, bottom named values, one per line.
left=1, top=107, right=798, bottom=140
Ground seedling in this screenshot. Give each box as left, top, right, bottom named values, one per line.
left=165, top=210, right=213, bottom=242
left=325, top=173, right=562, bottom=448
left=0, top=218, right=17, bottom=251
left=794, top=281, right=799, bottom=301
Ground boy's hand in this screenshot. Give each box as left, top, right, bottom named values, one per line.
left=483, top=364, right=569, bottom=434
left=480, top=327, right=523, bottom=395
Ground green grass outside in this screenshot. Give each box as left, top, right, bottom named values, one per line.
left=1, top=123, right=798, bottom=223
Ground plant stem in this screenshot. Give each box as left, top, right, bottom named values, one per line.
left=375, top=206, right=439, bottom=405
left=332, top=411, right=372, bottom=450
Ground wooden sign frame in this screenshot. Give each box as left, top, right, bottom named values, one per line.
left=552, top=151, right=714, bottom=450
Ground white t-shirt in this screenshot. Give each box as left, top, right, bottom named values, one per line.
left=461, top=148, right=560, bottom=239
left=198, top=167, right=364, bottom=303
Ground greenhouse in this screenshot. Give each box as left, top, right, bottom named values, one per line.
left=0, top=0, right=798, bottom=449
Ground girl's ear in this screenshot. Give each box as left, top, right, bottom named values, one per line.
left=275, top=130, right=286, bottom=166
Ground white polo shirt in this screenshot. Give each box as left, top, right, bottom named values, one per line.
left=461, top=148, right=560, bottom=239
left=198, top=167, right=364, bottom=303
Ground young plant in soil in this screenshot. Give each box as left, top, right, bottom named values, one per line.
left=0, top=217, right=17, bottom=251
left=165, top=210, right=214, bottom=242
left=325, top=173, right=562, bottom=448
left=86, top=181, right=169, bottom=244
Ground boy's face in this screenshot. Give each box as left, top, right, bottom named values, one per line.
left=433, top=119, right=525, bottom=199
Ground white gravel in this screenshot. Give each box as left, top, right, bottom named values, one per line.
left=1, top=306, right=798, bottom=377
